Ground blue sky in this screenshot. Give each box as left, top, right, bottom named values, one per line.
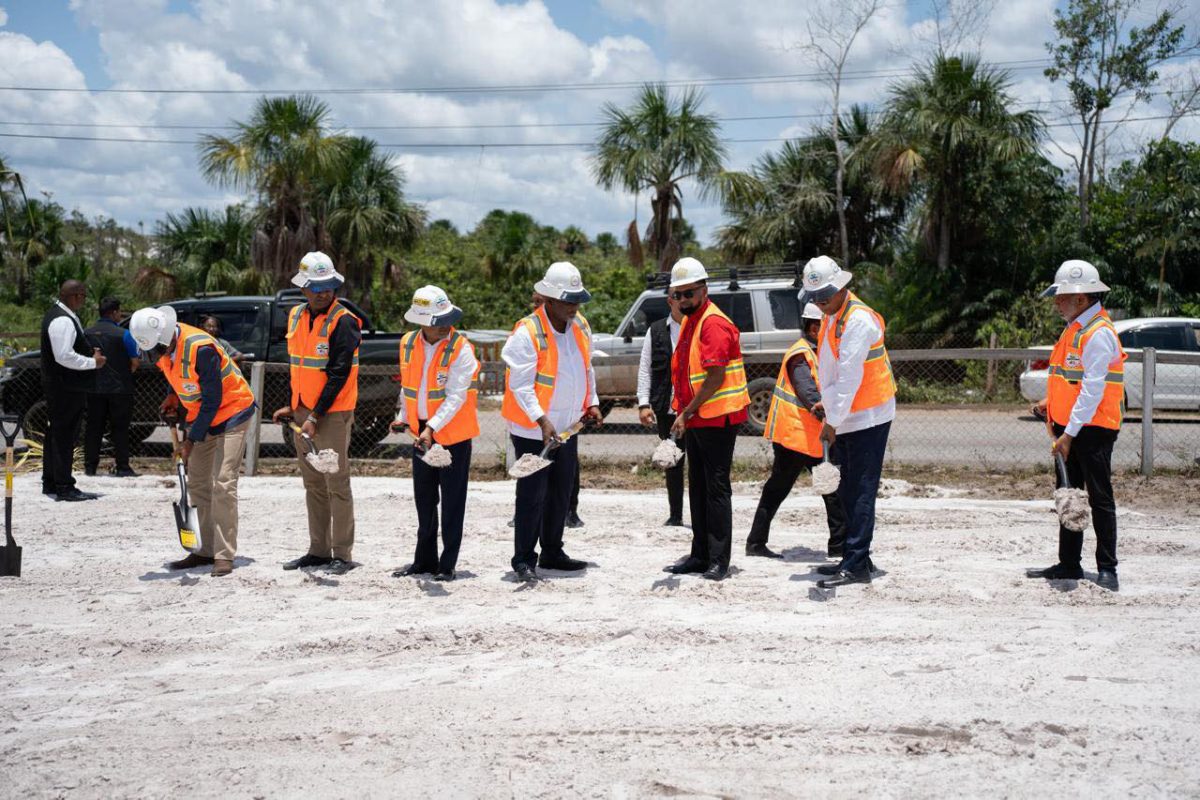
left=1, top=0, right=1195, bottom=243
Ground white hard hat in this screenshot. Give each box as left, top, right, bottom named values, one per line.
left=404, top=285, right=463, bottom=327
left=1040, top=259, right=1110, bottom=298
left=128, top=305, right=178, bottom=351
left=534, top=261, right=591, bottom=303
left=668, top=257, right=709, bottom=288
left=798, top=255, right=852, bottom=304
left=801, top=302, right=823, bottom=321
left=291, top=251, right=345, bottom=291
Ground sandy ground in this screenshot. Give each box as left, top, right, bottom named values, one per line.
left=1, top=471, right=1199, bottom=798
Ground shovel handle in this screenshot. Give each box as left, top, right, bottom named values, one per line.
left=1054, top=453, right=1071, bottom=488
left=0, top=413, right=19, bottom=448
left=282, top=420, right=319, bottom=455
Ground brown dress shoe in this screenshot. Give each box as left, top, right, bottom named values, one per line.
left=169, top=553, right=214, bottom=570
left=211, top=559, right=233, bottom=577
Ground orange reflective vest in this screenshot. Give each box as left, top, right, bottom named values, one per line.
left=158, top=323, right=255, bottom=427
left=1047, top=308, right=1127, bottom=430
left=672, top=302, right=750, bottom=419
left=818, top=292, right=895, bottom=414
left=399, top=328, right=481, bottom=446
left=764, top=337, right=824, bottom=457
left=501, top=305, right=592, bottom=427
left=286, top=300, right=360, bottom=413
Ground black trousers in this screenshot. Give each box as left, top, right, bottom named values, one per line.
left=746, top=442, right=847, bottom=553
left=512, top=434, right=578, bottom=570
left=569, top=452, right=581, bottom=515
left=41, top=388, right=86, bottom=493
left=656, top=410, right=685, bottom=520
left=84, top=392, right=133, bottom=472
left=1053, top=423, right=1119, bottom=571
left=684, top=424, right=738, bottom=568
left=412, top=437, right=472, bottom=574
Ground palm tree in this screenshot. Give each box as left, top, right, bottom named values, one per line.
left=592, top=84, right=732, bottom=271
left=198, top=95, right=350, bottom=286
left=475, top=210, right=555, bottom=283
left=156, top=205, right=256, bottom=292
left=861, top=54, right=1043, bottom=274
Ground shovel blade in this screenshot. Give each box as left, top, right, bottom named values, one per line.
left=173, top=501, right=203, bottom=553
left=0, top=544, right=21, bottom=577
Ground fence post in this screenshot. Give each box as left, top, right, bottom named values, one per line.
left=1140, top=347, right=1155, bottom=477
left=984, top=332, right=998, bottom=397
left=244, top=361, right=266, bottom=477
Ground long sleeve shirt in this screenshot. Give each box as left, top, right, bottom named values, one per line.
left=311, top=312, right=362, bottom=417
left=48, top=301, right=97, bottom=371
left=502, top=321, right=598, bottom=440
left=1066, top=302, right=1121, bottom=437
left=395, top=335, right=479, bottom=432
left=636, top=316, right=680, bottom=406
left=786, top=351, right=821, bottom=411
left=817, top=307, right=896, bottom=434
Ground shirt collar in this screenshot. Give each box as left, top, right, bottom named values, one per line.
left=1074, top=302, right=1103, bottom=327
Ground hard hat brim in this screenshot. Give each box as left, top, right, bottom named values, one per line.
left=1041, top=281, right=1110, bottom=298
left=534, top=278, right=591, bottom=303
left=404, top=306, right=463, bottom=327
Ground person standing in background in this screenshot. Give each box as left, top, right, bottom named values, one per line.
left=83, top=296, right=140, bottom=478
left=637, top=291, right=686, bottom=526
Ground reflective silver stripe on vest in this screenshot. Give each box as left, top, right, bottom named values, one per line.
left=772, top=385, right=803, bottom=408
left=402, top=331, right=417, bottom=365
left=287, top=306, right=303, bottom=336
left=1072, top=316, right=1109, bottom=349
left=441, top=332, right=460, bottom=367
left=535, top=373, right=555, bottom=388
left=530, top=314, right=549, bottom=350
left=179, top=334, right=208, bottom=379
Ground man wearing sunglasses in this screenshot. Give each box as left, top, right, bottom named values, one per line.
left=663, top=258, right=750, bottom=581
left=801, top=256, right=896, bottom=589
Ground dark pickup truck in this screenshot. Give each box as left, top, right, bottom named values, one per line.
left=0, top=289, right=404, bottom=455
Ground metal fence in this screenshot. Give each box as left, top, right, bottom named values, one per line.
left=2, top=346, right=1198, bottom=474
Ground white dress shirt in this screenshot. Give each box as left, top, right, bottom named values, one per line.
left=1065, top=302, right=1121, bottom=437
left=818, top=305, right=896, bottom=434
left=47, top=301, right=97, bottom=371
left=502, top=319, right=598, bottom=440
left=395, top=334, right=479, bottom=432
left=636, top=316, right=681, bottom=407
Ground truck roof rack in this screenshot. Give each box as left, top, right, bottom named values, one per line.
left=192, top=291, right=229, bottom=298
left=644, top=261, right=802, bottom=292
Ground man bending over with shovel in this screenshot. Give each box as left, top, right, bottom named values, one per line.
left=272, top=252, right=362, bottom=576
left=501, top=262, right=602, bottom=583
left=130, top=306, right=256, bottom=577
left=392, top=286, right=480, bottom=582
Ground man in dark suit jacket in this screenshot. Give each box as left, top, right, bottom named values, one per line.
left=40, top=280, right=105, bottom=501
left=637, top=293, right=686, bottom=526
left=83, top=296, right=140, bottom=477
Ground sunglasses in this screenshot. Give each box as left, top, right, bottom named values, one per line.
left=671, top=288, right=700, bottom=300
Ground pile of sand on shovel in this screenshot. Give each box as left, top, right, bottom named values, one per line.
left=509, top=453, right=551, bottom=478
left=305, top=448, right=341, bottom=474
left=650, top=438, right=684, bottom=468
left=419, top=444, right=453, bottom=468
left=1054, top=488, right=1091, bottom=532
left=811, top=462, right=841, bottom=494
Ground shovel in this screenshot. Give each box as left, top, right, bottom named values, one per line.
left=168, top=424, right=203, bottom=554
left=280, top=419, right=340, bottom=474
left=405, top=430, right=453, bottom=468
left=508, top=419, right=589, bottom=478
left=811, top=443, right=841, bottom=495
left=1, top=414, right=21, bottom=577
left=1053, top=452, right=1090, bottom=532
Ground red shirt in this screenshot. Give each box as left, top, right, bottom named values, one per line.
left=671, top=299, right=749, bottom=429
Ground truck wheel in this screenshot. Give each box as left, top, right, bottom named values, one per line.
left=743, top=377, right=776, bottom=436
left=20, top=400, right=56, bottom=444
left=350, top=416, right=392, bottom=457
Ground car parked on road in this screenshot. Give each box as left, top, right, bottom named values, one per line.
left=1019, top=317, right=1200, bottom=409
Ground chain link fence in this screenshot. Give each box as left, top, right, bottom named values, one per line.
left=2, top=341, right=1198, bottom=473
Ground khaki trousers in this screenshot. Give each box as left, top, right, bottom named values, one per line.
left=189, top=420, right=249, bottom=561
left=295, top=408, right=355, bottom=560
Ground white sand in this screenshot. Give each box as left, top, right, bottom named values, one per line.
left=1054, top=487, right=1092, bottom=531
left=304, top=448, right=341, bottom=474
left=650, top=438, right=684, bottom=468
left=419, top=443, right=452, bottom=468
left=508, top=452, right=550, bottom=478
left=812, top=461, right=841, bottom=494
left=1, top=473, right=1198, bottom=797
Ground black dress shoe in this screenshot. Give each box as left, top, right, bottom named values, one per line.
left=538, top=553, right=587, bottom=571
left=664, top=517, right=684, bottom=527
left=112, top=467, right=139, bottom=478
left=816, top=563, right=841, bottom=576
left=703, top=563, right=729, bottom=581
left=817, top=569, right=871, bottom=588
left=283, top=553, right=333, bottom=571
left=827, top=547, right=844, bottom=558
left=392, top=563, right=435, bottom=578
left=664, top=556, right=707, bottom=574
left=745, top=543, right=783, bottom=559
left=565, top=511, right=584, bottom=528
left=434, top=571, right=456, bottom=582
left=42, top=487, right=56, bottom=497
left=54, top=488, right=92, bottom=502
left=84, top=468, right=97, bottom=477
left=326, top=559, right=357, bottom=575
left=1025, top=563, right=1084, bottom=580
left=1095, top=570, right=1119, bottom=592
left=514, top=563, right=538, bottom=582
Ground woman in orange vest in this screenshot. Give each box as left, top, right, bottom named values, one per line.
left=745, top=303, right=847, bottom=559
left=802, top=256, right=895, bottom=589
left=130, top=305, right=257, bottom=578
left=663, top=258, right=750, bottom=582
left=390, top=286, right=479, bottom=582
left=272, top=252, right=361, bottom=576
left=1027, top=260, right=1125, bottom=592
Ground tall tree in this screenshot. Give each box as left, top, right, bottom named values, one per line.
left=592, top=84, right=730, bottom=272
left=1044, top=0, right=1191, bottom=232
left=155, top=205, right=257, bottom=293
left=863, top=54, right=1043, bottom=274
left=198, top=94, right=350, bottom=286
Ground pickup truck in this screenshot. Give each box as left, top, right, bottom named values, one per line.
left=0, top=289, right=405, bottom=455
